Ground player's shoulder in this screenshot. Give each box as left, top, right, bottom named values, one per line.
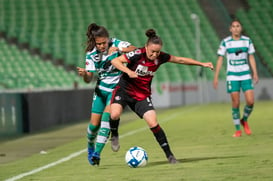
left=158, top=51, right=171, bottom=62
left=223, top=36, right=232, bottom=42
left=134, top=47, right=145, bottom=57
left=130, top=47, right=144, bottom=55
left=86, top=49, right=97, bottom=58
left=241, top=35, right=251, bottom=41
left=110, top=37, right=119, bottom=44
left=110, top=37, right=131, bottom=47
left=125, top=47, right=143, bottom=59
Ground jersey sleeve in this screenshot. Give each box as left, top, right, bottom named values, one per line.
left=160, top=52, right=171, bottom=64
left=217, top=40, right=226, bottom=56
left=123, top=48, right=142, bottom=63
left=112, top=38, right=131, bottom=49
left=117, top=40, right=131, bottom=49
left=85, top=53, right=96, bottom=72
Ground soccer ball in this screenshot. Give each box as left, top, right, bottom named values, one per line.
left=125, top=146, right=148, bottom=168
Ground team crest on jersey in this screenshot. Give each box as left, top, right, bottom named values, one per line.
left=91, top=54, right=99, bottom=62
left=115, top=96, right=121, bottom=101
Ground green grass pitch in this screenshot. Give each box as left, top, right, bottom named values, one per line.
left=1, top=101, right=273, bottom=181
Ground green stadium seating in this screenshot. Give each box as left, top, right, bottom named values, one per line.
left=1, top=0, right=235, bottom=89
left=236, top=0, right=273, bottom=74
left=0, top=39, right=86, bottom=89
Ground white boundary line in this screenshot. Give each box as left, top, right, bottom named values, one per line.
left=4, top=149, right=86, bottom=181
left=5, top=107, right=199, bottom=181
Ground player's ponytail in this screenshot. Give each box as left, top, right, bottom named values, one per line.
left=85, top=23, right=109, bottom=52
left=145, top=29, right=163, bottom=46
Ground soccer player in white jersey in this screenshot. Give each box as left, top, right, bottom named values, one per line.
left=213, top=19, right=259, bottom=137
left=77, top=23, right=136, bottom=165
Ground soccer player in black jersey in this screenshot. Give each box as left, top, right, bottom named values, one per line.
left=109, top=29, right=214, bottom=163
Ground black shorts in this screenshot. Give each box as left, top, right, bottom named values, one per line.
left=111, top=86, right=154, bottom=118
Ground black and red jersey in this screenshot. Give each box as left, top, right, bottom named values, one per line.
left=118, top=47, right=171, bottom=101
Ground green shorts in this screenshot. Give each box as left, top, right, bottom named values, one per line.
left=226, top=79, right=254, bottom=93
left=91, top=88, right=113, bottom=114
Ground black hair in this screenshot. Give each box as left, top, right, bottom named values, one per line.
left=85, top=23, right=109, bottom=52
left=145, top=29, right=163, bottom=46
left=230, top=18, right=243, bottom=26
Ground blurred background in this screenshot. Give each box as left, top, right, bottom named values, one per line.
left=0, top=0, right=272, bottom=136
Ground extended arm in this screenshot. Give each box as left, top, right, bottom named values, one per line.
left=169, top=55, right=214, bottom=69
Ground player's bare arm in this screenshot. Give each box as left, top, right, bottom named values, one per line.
left=170, top=55, right=214, bottom=70
left=77, top=67, right=93, bottom=83
left=111, top=56, right=138, bottom=78
left=248, top=54, right=259, bottom=84
left=213, top=56, right=224, bottom=89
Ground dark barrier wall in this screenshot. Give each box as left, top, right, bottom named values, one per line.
left=22, top=89, right=93, bottom=133
left=0, top=89, right=93, bottom=135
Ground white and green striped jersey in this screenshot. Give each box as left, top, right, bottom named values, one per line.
left=217, top=35, right=255, bottom=81
left=85, top=38, right=131, bottom=92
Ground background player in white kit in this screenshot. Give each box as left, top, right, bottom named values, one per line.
left=213, top=19, right=259, bottom=137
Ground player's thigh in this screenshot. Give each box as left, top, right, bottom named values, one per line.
left=103, top=92, right=114, bottom=113
left=143, top=110, right=158, bottom=128
left=110, top=88, right=126, bottom=119
left=134, top=97, right=155, bottom=118
left=110, top=103, right=123, bottom=120
left=242, top=79, right=254, bottom=92
left=242, top=79, right=254, bottom=105
left=230, top=92, right=240, bottom=108
left=226, top=80, right=240, bottom=93
left=91, top=93, right=106, bottom=115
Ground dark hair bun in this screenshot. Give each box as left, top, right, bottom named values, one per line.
left=145, top=29, right=157, bottom=38
left=90, top=23, right=100, bottom=31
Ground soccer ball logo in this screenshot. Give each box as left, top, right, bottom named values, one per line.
left=125, top=146, right=148, bottom=168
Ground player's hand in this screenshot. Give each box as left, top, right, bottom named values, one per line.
left=77, top=67, right=87, bottom=77
left=213, top=79, right=218, bottom=90
left=203, top=62, right=214, bottom=70
left=108, top=47, right=119, bottom=55
left=253, top=74, right=259, bottom=84
left=127, top=71, right=138, bottom=78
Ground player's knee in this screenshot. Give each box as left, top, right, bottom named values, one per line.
left=110, top=111, right=120, bottom=120
left=247, top=101, right=254, bottom=107
left=110, top=104, right=123, bottom=120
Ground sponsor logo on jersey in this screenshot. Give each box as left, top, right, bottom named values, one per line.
left=229, top=59, right=247, bottom=66
left=135, top=65, right=154, bottom=76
